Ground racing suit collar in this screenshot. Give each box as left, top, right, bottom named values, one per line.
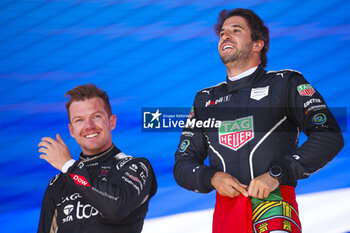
left=79, top=144, right=121, bottom=163
left=226, top=64, right=265, bottom=92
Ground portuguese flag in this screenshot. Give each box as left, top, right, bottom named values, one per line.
left=212, top=186, right=301, bottom=233
left=213, top=193, right=252, bottom=233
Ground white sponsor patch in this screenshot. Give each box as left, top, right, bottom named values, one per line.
left=304, top=98, right=321, bottom=108
left=250, top=86, right=269, bottom=100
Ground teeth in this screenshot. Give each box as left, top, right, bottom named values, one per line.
left=85, top=133, right=98, bottom=138
left=223, top=45, right=233, bottom=50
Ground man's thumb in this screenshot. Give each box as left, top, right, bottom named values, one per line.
left=56, top=133, right=65, bottom=144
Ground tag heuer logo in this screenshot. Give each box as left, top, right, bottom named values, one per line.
left=219, top=116, right=254, bottom=151
left=297, top=84, right=315, bottom=97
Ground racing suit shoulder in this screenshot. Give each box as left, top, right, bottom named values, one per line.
left=266, top=68, right=302, bottom=76
left=196, top=81, right=227, bottom=96
left=114, top=155, right=157, bottom=194
left=112, top=155, right=157, bottom=215
left=114, top=154, right=157, bottom=193
left=265, top=68, right=304, bottom=84
left=193, top=81, right=228, bottom=110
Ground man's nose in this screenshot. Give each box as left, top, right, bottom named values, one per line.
left=85, top=118, right=96, bottom=128
left=221, top=31, right=232, bottom=41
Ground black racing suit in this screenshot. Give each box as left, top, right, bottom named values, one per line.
left=38, top=145, right=157, bottom=233
left=174, top=65, right=344, bottom=193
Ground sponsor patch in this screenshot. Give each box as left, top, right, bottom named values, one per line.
left=62, top=204, right=74, bottom=223
left=63, top=204, right=74, bottom=216
left=205, top=95, right=231, bottom=107
left=181, top=131, right=194, bottom=137
left=86, top=162, right=98, bottom=168
left=70, top=174, right=91, bottom=187
left=116, top=156, right=133, bottom=170
left=179, top=139, right=190, bottom=152
left=77, top=162, right=84, bottom=169
left=57, top=193, right=82, bottom=207
left=297, top=84, right=315, bottom=96
left=303, top=98, right=321, bottom=108
left=219, top=116, right=254, bottom=151
left=139, top=162, right=149, bottom=177
left=250, top=86, right=269, bottom=101
left=125, top=172, right=143, bottom=189
left=140, top=171, right=147, bottom=185
left=76, top=201, right=98, bottom=220
left=305, top=104, right=327, bottom=114
left=100, top=169, right=108, bottom=177
left=312, top=113, right=327, bottom=125
left=122, top=176, right=140, bottom=195
left=129, top=163, right=138, bottom=172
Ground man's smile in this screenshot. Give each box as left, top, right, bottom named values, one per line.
left=221, top=42, right=235, bottom=52
left=84, top=132, right=99, bottom=139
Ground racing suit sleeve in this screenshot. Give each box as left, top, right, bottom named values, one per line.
left=37, top=176, right=59, bottom=233
left=64, top=157, right=157, bottom=221
left=280, top=72, right=344, bottom=182
left=173, top=100, right=219, bottom=193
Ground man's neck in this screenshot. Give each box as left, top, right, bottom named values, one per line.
left=225, top=60, right=260, bottom=77
left=228, top=66, right=258, bottom=82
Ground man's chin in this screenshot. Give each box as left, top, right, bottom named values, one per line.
left=220, top=55, right=237, bottom=65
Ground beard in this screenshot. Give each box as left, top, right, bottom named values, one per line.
left=219, top=42, right=253, bottom=65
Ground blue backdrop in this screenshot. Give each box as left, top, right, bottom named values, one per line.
left=0, top=0, right=349, bottom=232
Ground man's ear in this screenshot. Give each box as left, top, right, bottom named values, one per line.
left=68, top=123, right=74, bottom=138
left=110, top=114, right=117, bottom=130
left=253, top=40, right=264, bottom=52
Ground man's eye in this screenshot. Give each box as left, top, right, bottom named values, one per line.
left=94, top=115, right=101, bottom=119
left=75, top=119, right=83, bottom=123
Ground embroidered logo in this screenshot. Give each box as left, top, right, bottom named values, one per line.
left=297, top=84, right=315, bottom=96
left=250, top=86, right=269, bottom=101
left=219, top=116, right=254, bottom=151
left=70, top=174, right=91, bottom=187
left=179, top=139, right=190, bottom=152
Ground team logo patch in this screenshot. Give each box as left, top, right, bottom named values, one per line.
left=297, top=84, right=315, bottom=96
left=179, top=139, right=190, bottom=152
left=312, top=113, right=327, bottom=125
left=219, top=116, right=254, bottom=151
left=250, top=86, right=269, bottom=101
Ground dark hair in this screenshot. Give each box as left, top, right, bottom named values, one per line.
left=65, top=83, right=112, bottom=121
left=214, top=8, right=269, bottom=67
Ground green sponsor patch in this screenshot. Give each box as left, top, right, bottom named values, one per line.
left=219, top=116, right=254, bottom=151
left=297, top=84, right=315, bottom=96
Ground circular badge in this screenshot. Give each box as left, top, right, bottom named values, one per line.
left=179, top=139, right=190, bottom=152
left=312, top=113, right=327, bottom=125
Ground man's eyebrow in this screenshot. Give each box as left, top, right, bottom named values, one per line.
left=220, top=24, right=245, bottom=32
left=71, top=115, right=82, bottom=122
left=70, top=111, right=104, bottom=121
